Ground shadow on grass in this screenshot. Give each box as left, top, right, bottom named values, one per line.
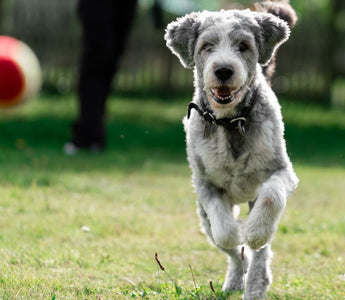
left=0, top=115, right=187, bottom=186
left=285, top=123, right=345, bottom=167
left=0, top=100, right=344, bottom=187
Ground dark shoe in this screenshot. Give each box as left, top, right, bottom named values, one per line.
left=64, top=140, right=104, bottom=155
left=64, top=119, right=105, bottom=155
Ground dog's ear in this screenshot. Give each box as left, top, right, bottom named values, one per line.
left=164, top=12, right=201, bottom=69
left=253, top=12, right=290, bottom=66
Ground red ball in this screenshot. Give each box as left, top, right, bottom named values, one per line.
left=0, top=36, right=41, bottom=108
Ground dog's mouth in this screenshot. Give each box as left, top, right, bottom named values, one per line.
left=210, top=86, right=241, bottom=105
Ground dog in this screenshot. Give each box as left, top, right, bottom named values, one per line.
left=165, top=1, right=299, bottom=299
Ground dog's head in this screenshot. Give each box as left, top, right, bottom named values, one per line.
left=165, top=9, right=289, bottom=112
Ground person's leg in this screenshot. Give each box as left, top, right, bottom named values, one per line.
left=112, top=0, right=138, bottom=59
left=67, top=0, right=137, bottom=152
left=72, top=0, right=114, bottom=149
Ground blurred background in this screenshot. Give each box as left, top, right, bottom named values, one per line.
left=0, top=2, right=344, bottom=298
left=0, top=0, right=344, bottom=107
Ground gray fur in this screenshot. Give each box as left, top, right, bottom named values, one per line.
left=253, top=11, right=291, bottom=65
left=165, top=8, right=298, bottom=300
left=164, top=12, right=201, bottom=68
left=246, top=245, right=273, bottom=299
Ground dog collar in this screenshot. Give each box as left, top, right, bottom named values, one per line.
left=187, top=88, right=258, bottom=136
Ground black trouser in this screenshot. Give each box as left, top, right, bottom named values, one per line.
left=72, top=0, right=137, bottom=146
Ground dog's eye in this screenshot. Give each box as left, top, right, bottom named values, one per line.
left=238, top=42, right=249, bottom=52
left=201, top=42, right=214, bottom=53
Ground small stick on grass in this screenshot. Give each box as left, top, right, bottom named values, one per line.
left=209, top=280, right=216, bottom=294
left=154, top=252, right=182, bottom=295
left=155, top=252, right=165, bottom=271
left=241, top=246, right=246, bottom=289
left=189, top=264, right=199, bottom=298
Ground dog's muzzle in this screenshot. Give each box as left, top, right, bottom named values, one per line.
left=210, top=86, right=242, bottom=104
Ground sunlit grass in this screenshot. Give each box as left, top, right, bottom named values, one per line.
left=0, top=94, right=344, bottom=299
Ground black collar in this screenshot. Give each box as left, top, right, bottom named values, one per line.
left=187, top=88, right=259, bottom=136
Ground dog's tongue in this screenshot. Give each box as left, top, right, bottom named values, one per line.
left=216, top=86, right=231, bottom=96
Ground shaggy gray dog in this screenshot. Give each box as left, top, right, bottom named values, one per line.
left=165, top=3, right=298, bottom=300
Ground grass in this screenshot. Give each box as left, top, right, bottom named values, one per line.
left=0, top=93, right=344, bottom=299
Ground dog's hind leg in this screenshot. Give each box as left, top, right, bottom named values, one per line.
left=221, top=245, right=250, bottom=292
left=245, top=244, right=272, bottom=300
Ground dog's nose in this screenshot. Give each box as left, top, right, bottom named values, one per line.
left=214, top=66, right=234, bottom=82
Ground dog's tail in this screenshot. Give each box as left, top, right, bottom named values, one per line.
left=254, top=0, right=298, bottom=84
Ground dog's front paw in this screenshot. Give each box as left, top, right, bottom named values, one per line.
left=211, top=220, right=244, bottom=249
left=244, top=218, right=276, bottom=250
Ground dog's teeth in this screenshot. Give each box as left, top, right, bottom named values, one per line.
left=219, top=95, right=231, bottom=100
left=210, top=87, right=240, bottom=104
left=215, top=94, right=233, bottom=101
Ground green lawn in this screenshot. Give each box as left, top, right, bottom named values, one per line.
left=0, top=94, right=344, bottom=299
